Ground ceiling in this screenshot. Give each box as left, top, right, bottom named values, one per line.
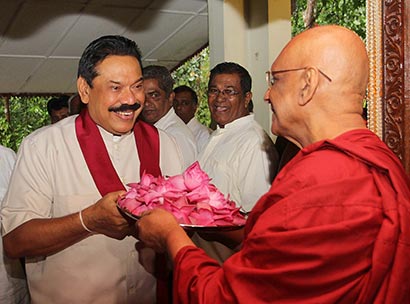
left=0, top=0, right=209, bottom=94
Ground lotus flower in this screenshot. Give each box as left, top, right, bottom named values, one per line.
left=117, top=161, right=246, bottom=226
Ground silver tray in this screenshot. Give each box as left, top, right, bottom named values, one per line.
left=117, top=204, right=245, bottom=231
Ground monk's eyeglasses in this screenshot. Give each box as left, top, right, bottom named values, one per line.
left=265, top=67, right=332, bottom=88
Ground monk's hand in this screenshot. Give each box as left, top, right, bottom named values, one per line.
left=81, top=190, right=136, bottom=239
left=136, top=208, right=181, bottom=253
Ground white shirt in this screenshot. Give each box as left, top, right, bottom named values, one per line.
left=155, top=108, right=197, bottom=169
left=199, top=114, right=277, bottom=212
left=0, top=145, right=29, bottom=304
left=194, top=114, right=278, bottom=263
left=1, top=116, right=184, bottom=303
left=0, top=145, right=16, bottom=200
left=187, top=117, right=211, bottom=153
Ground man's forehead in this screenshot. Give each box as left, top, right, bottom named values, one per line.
left=210, top=73, right=240, bottom=85
left=175, top=91, right=193, bottom=99
left=271, top=53, right=289, bottom=70
left=95, top=55, right=141, bottom=72
left=144, top=79, right=164, bottom=91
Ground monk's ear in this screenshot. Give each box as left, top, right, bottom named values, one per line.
left=77, top=77, right=91, bottom=104
left=299, top=67, right=319, bottom=106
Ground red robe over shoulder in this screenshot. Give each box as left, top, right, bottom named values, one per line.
left=173, top=129, right=410, bottom=304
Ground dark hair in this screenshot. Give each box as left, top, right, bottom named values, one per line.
left=173, top=85, right=198, bottom=104
left=78, top=35, right=142, bottom=87
left=143, top=65, right=175, bottom=97
left=209, top=62, right=252, bottom=95
left=47, top=95, right=69, bottom=115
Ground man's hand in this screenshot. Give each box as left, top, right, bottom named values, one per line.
left=81, top=190, right=136, bottom=239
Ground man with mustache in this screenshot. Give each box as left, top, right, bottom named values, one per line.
left=135, top=26, right=410, bottom=302
left=141, top=65, right=197, bottom=169
left=1, top=35, right=183, bottom=303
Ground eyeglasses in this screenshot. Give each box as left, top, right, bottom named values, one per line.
left=207, top=88, right=240, bottom=98
left=265, top=67, right=332, bottom=88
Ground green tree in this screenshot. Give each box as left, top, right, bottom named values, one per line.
left=0, top=96, right=50, bottom=151
left=292, top=0, right=366, bottom=39
left=172, top=47, right=211, bottom=127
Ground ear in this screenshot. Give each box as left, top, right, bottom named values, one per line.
left=299, top=67, right=319, bottom=106
left=77, top=77, right=91, bottom=104
left=244, top=91, right=253, bottom=109
left=168, top=91, right=175, bottom=108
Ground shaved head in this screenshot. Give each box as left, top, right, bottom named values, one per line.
left=275, top=25, right=369, bottom=99
left=265, top=25, right=369, bottom=147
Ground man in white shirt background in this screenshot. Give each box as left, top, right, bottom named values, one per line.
left=194, top=62, right=279, bottom=262
left=0, top=144, right=29, bottom=304
left=141, top=65, right=197, bottom=168
left=173, top=85, right=211, bottom=153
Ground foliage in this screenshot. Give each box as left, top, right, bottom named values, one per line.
left=292, top=0, right=366, bottom=40
left=172, top=47, right=211, bottom=127
left=0, top=96, right=50, bottom=151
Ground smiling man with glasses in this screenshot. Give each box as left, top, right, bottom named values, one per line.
left=191, top=62, right=278, bottom=263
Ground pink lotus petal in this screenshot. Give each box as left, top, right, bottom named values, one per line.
left=183, top=161, right=211, bottom=191
left=167, top=174, right=187, bottom=191
left=139, top=173, right=157, bottom=187
left=188, top=209, right=215, bottom=225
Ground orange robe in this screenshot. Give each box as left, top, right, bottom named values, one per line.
left=173, top=129, right=410, bottom=303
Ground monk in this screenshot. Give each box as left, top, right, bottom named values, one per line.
left=135, top=25, right=410, bottom=303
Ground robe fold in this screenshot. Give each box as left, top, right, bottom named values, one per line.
left=173, top=129, right=410, bottom=303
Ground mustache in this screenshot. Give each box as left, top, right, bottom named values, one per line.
left=108, top=103, right=141, bottom=112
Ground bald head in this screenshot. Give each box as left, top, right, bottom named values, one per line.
left=276, top=25, right=369, bottom=98
left=266, top=25, right=369, bottom=147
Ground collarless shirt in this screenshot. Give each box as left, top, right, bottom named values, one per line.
left=155, top=108, right=197, bottom=169
left=198, top=114, right=277, bottom=212
left=187, top=117, right=210, bottom=153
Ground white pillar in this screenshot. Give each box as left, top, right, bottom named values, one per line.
left=207, top=0, right=291, bottom=136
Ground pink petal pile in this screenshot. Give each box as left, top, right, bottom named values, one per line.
left=117, top=161, right=246, bottom=227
